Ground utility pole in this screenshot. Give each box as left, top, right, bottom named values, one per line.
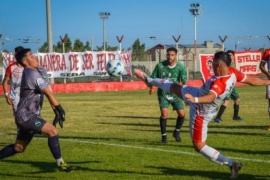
left=116, top=35, right=124, bottom=82
left=91, top=36, right=94, bottom=51
left=60, top=34, right=68, bottom=53
left=0, top=34, right=2, bottom=53
left=219, top=35, right=227, bottom=51
left=46, top=0, right=54, bottom=83
left=116, top=35, right=124, bottom=51
left=172, top=35, right=181, bottom=60
left=60, top=34, right=68, bottom=83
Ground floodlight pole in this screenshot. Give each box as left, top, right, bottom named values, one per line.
left=189, top=3, right=202, bottom=79
left=99, top=12, right=110, bottom=51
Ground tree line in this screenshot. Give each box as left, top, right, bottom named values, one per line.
left=38, top=34, right=148, bottom=61
left=0, top=34, right=149, bottom=63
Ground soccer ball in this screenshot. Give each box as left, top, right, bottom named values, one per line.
left=106, top=59, right=126, bottom=77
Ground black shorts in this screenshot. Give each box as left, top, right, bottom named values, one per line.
left=16, top=116, right=46, bottom=142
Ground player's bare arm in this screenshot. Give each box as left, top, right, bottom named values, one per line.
left=185, top=91, right=216, bottom=104
left=43, top=87, right=59, bottom=107
left=2, top=75, right=12, bottom=105
left=243, top=76, right=270, bottom=86
left=259, top=61, right=270, bottom=79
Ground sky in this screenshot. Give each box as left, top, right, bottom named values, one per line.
left=0, top=0, right=270, bottom=53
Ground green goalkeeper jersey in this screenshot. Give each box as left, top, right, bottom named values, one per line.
left=151, top=60, right=187, bottom=101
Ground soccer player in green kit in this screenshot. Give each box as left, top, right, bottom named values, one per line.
left=149, top=47, right=187, bottom=143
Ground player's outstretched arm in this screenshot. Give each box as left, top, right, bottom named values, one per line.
left=43, top=86, right=65, bottom=128
left=243, top=76, right=270, bottom=86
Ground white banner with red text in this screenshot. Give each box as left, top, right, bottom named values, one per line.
left=1, top=51, right=132, bottom=79
left=199, top=51, right=262, bottom=82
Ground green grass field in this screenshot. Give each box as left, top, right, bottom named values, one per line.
left=0, top=86, right=270, bottom=180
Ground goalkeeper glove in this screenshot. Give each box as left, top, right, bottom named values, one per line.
left=53, top=104, right=65, bottom=128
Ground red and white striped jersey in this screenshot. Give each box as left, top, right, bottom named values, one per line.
left=196, top=67, right=246, bottom=117
left=262, top=48, right=270, bottom=72
left=5, top=62, right=24, bottom=98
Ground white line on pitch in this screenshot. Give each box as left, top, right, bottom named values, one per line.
left=36, top=137, right=270, bottom=164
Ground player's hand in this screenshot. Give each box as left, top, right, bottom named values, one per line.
left=53, top=104, right=65, bottom=128
left=5, top=96, right=12, bottom=105
left=149, top=88, right=155, bottom=95
left=184, top=93, right=195, bottom=103
left=53, top=109, right=61, bottom=128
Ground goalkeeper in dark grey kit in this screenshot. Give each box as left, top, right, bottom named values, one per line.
left=0, top=48, right=75, bottom=172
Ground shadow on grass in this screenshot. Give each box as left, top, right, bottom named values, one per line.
left=208, top=124, right=268, bottom=130
left=145, top=165, right=270, bottom=180
left=0, top=160, right=56, bottom=179
left=96, top=121, right=160, bottom=128
left=99, top=115, right=268, bottom=131
left=97, top=121, right=269, bottom=137
left=1, top=159, right=99, bottom=177
left=96, top=115, right=158, bottom=120
left=0, top=172, right=54, bottom=179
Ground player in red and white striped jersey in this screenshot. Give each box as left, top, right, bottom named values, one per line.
left=2, top=46, right=24, bottom=114
left=259, top=48, right=270, bottom=130
left=135, top=51, right=270, bottom=179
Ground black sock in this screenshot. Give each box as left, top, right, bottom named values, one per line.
left=0, top=144, right=17, bottom=159
left=175, top=116, right=185, bottom=130
left=216, top=105, right=226, bottom=119
left=48, top=135, right=62, bottom=159
left=234, top=104, right=239, bottom=117
left=159, top=117, right=167, bottom=136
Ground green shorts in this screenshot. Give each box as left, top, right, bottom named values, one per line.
left=224, top=87, right=240, bottom=100
left=158, top=95, right=184, bottom=110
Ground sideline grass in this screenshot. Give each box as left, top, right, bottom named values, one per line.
left=0, top=86, right=270, bottom=179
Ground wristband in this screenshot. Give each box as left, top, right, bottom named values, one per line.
left=4, top=92, right=9, bottom=97
left=194, top=97, right=199, bottom=103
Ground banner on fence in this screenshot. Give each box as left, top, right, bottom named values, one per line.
left=1, top=51, right=132, bottom=79
left=199, top=51, right=262, bottom=82
left=234, top=51, right=262, bottom=75
left=199, top=54, right=215, bottom=82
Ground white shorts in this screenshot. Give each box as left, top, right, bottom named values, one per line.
left=266, top=85, right=270, bottom=99
left=181, top=85, right=212, bottom=143
left=10, top=94, right=20, bottom=114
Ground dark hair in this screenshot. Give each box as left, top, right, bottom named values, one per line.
left=213, top=51, right=231, bottom=66
left=15, top=48, right=31, bottom=67
left=14, top=46, right=24, bottom=54
left=226, top=50, right=235, bottom=56
left=167, top=47, right=178, bottom=54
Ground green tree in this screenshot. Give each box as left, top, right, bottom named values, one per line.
left=73, top=39, right=85, bottom=52
left=38, top=42, right=48, bottom=52
left=38, top=34, right=73, bottom=53
left=63, top=34, right=72, bottom=52
left=96, top=42, right=118, bottom=51
left=84, top=41, right=91, bottom=51
left=54, top=41, right=62, bottom=52
left=131, top=39, right=147, bottom=61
